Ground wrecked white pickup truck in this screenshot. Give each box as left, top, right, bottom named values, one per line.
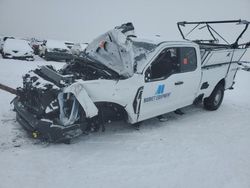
left=12, top=20, right=250, bottom=143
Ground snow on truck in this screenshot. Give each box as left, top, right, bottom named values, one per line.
left=4, top=20, right=249, bottom=143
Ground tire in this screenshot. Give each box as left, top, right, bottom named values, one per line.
left=203, top=84, right=224, bottom=111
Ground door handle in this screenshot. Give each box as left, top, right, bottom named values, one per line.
left=175, top=81, right=184, bottom=85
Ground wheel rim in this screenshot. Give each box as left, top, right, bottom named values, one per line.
left=214, top=90, right=222, bottom=106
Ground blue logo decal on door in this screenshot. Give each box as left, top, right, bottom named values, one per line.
left=156, top=84, right=165, bottom=95
left=144, top=84, right=171, bottom=103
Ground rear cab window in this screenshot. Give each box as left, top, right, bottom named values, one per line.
left=179, top=47, right=197, bottom=72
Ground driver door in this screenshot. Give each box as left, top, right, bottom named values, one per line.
left=138, top=47, right=183, bottom=121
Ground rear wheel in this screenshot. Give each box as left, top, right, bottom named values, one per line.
left=203, top=84, right=224, bottom=111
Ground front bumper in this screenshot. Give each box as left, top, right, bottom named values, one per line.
left=13, top=97, right=83, bottom=143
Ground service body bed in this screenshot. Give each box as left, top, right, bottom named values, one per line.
left=199, top=47, right=246, bottom=98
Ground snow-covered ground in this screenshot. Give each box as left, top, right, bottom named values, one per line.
left=0, top=58, right=250, bottom=188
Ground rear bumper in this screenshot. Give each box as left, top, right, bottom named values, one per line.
left=13, top=97, right=83, bottom=143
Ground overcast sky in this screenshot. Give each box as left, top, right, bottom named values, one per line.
left=0, top=0, right=250, bottom=58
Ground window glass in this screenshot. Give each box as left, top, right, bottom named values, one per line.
left=147, top=48, right=179, bottom=80
left=180, top=47, right=197, bottom=72
left=145, top=47, right=197, bottom=82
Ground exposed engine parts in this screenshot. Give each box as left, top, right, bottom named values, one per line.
left=13, top=60, right=127, bottom=143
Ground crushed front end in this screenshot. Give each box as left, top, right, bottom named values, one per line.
left=13, top=22, right=138, bottom=143
left=13, top=65, right=82, bottom=143
left=13, top=59, right=113, bottom=143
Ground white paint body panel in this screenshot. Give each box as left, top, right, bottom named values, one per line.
left=68, top=42, right=245, bottom=124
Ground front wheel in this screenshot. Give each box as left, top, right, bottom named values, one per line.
left=203, top=84, right=224, bottom=111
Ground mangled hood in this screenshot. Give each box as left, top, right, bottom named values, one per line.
left=85, top=23, right=136, bottom=77
left=85, top=23, right=158, bottom=77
